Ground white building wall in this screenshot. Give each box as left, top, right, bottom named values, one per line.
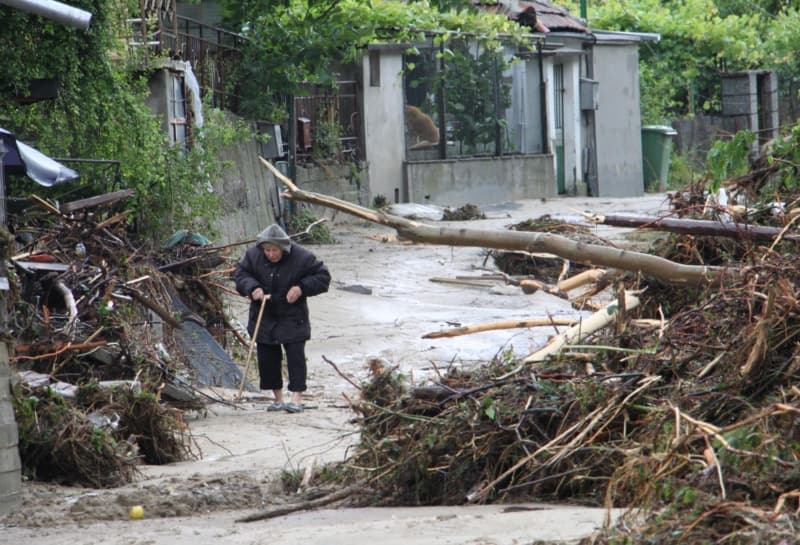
left=563, top=57, right=582, bottom=193
left=592, top=42, right=644, bottom=197
left=362, top=46, right=406, bottom=203
left=543, top=53, right=582, bottom=194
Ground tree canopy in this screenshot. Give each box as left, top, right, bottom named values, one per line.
left=564, top=0, right=800, bottom=122
left=219, top=0, right=529, bottom=119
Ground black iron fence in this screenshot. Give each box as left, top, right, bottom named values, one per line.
left=127, top=10, right=362, bottom=163
left=127, top=10, right=244, bottom=113
left=163, top=16, right=245, bottom=113
left=294, top=81, right=361, bottom=163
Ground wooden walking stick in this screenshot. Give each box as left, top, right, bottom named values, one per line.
left=237, top=295, right=269, bottom=400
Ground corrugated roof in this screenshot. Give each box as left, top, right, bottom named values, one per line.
left=475, top=0, right=589, bottom=34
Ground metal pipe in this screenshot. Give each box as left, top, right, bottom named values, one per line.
left=0, top=0, right=92, bottom=31
left=537, top=39, right=548, bottom=154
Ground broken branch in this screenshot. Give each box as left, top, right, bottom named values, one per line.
left=261, top=157, right=729, bottom=285
left=590, top=213, right=800, bottom=242
left=423, top=317, right=577, bottom=339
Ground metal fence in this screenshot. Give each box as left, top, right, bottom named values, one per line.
left=128, top=9, right=244, bottom=112
left=127, top=8, right=363, bottom=163
left=294, top=81, right=361, bottom=163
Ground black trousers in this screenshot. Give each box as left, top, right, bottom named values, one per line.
left=256, top=341, right=307, bottom=392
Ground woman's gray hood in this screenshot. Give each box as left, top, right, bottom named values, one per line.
left=256, top=224, right=292, bottom=253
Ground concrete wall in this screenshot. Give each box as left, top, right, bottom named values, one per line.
left=591, top=42, right=644, bottom=197
left=292, top=160, right=370, bottom=223
left=404, top=154, right=556, bottom=206
left=212, top=138, right=278, bottom=245
left=362, top=46, right=406, bottom=204
left=0, top=343, right=22, bottom=516
left=212, top=142, right=368, bottom=242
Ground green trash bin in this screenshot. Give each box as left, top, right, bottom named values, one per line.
left=641, top=125, right=677, bottom=192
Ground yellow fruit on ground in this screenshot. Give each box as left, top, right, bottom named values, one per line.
left=129, top=505, right=144, bottom=520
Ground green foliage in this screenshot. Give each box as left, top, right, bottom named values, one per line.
left=444, top=43, right=512, bottom=153
left=312, top=117, right=343, bottom=160
left=221, top=0, right=528, bottom=119
left=562, top=0, right=800, bottom=122
left=127, top=105, right=252, bottom=243
left=286, top=207, right=334, bottom=244
left=763, top=122, right=800, bottom=194
left=480, top=395, right=497, bottom=421
left=705, top=130, right=755, bottom=192
left=279, top=468, right=303, bottom=492
left=0, top=0, right=250, bottom=246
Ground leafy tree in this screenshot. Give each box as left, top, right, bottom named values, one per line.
left=0, top=0, right=249, bottom=243
left=219, top=0, right=527, bottom=120
left=564, top=0, right=800, bottom=123
left=443, top=41, right=512, bottom=153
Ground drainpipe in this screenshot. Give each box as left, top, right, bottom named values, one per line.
left=0, top=0, right=92, bottom=30
left=537, top=39, right=548, bottom=154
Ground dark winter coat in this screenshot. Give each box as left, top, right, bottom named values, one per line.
left=234, top=242, right=331, bottom=344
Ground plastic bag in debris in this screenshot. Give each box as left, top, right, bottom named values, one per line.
left=87, top=411, right=120, bottom=431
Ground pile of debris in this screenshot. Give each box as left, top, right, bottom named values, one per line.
left=264, top=159, right=800, bottom=543
left=7, top=190, right=248, bottom=486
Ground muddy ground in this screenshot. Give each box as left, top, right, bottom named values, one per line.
left=0, top=193, right=671, bottom=545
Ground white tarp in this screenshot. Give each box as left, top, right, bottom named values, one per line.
left=0, top=127, right=80, bottom=186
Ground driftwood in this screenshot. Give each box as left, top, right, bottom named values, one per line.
left=235, top=483, right=364, bottom=523
left=54, top=280, right=79, bottom=334
left=60, top=189, right=136, bottom=214
left=93, top=210, right=133, bottom=231
left=29, top=194, right=63, bottom=216
left=431, top=273, right=568, bottom=298
left=237, top=295, right=269, bottom=400
left=423, top=317, right=576, bottom=339
left=260, top=157, right=727, bottom=285
left=555, top=269, right=611, bottom=292
left=523, top=291, right=641, bottom=364
left=590, top=213, right=800, bottom=242
left=122, top=286, right=183, bottom=329
left=11, top=340, right=109, bottom=362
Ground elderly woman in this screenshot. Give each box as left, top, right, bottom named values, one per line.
left=234, top=224, right=331, bottom=413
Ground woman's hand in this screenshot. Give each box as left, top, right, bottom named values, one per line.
left=286, top=286, right=303, bottom=304
left=251, top=287, right=265, bottom=301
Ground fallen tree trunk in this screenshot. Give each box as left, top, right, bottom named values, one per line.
left=260, top=157, right=730, bottom=285
left=591, top=213, right=800, bottom=242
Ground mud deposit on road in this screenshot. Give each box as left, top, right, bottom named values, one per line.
left=1, top=194, right=668, bottom=545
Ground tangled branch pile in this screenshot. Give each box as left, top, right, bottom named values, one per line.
left=335, top=137, right=800, bottom=543
left=6, top=192, right=242, bottom=486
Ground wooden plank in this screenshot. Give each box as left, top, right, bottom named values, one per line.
left=60, top=189, right=135, bottom=214
left=12, top=261, right=70, bottom=273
